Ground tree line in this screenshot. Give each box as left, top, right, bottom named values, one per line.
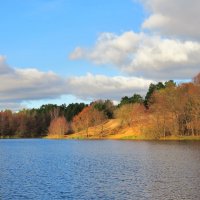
left=0, top=73, right=200, bottom=139
left=0, top=103, right=86, bottom=138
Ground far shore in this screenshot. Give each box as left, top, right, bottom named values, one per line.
left=1, top=135, right=200, bottom=141
left=45, top=134, right=200, bottom=141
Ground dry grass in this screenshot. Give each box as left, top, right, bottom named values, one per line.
left=46, top=116, right=200, bottom=141
left=66, top=119, right=145, bottom=140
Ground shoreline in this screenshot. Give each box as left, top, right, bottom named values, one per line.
left=1, top=135, right=200, bottom=141
left=46, top=135, right=200, bottom=141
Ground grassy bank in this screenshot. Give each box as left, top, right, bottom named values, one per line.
left=159, top=135, right=200, bottom=141
left=46, top=135, right=200, bottom=141
left=45, top=119, right=200, bottom=141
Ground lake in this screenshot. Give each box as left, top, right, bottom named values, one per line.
left=0, top=139, right=199, bottom=200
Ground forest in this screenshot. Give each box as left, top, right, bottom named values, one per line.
left=0, top=72, right=200, bottom=139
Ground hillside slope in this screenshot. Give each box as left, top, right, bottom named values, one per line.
left=46, top=117, right=200, bottom=140
left=67, top=119, right=145, bottom=139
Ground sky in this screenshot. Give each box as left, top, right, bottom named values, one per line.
left=0, top=0, right=200, bottom=110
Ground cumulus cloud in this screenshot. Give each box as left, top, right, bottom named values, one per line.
left=0, top=56, right=152, bottom=110
left=0, top=56, right=14, bottom=74
left=70, top=32, right=200, bottom=80
left=3, top=0, right=199, bottom=110
left=66, top=73, right=152, bottom=100
left=70, top=32, right=143, bottom=66
left=0, top=56, right=67, bottom=103
left=70, top=1, right=200, bottom=80
left=142, top=0, right=200, bottom=39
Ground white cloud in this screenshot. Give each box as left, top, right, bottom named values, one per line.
left=0, top=102, right=26, bottom=112
left=0, top=56, right=14, bottom=74
left=67, top=73, right=153, bottom=100
left=70, top=32, right=143, bottom=66
left=3, top=0, right=200, bottom=110
left=142, top=0, right=200, bottom=39
left=70, top=1, right=200, bottom=80
left=128, top=36, right=200, bottom=79
left=0, top=56, right=152, bottom=110
left=70, top=32, right=200, bottom=80
left=0, top=56, right=67, bottom=102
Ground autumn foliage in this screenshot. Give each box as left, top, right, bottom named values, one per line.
left=145, top=82, right=200, bottom=138
left=48, top=116, right=68, bottom=137
left=115, top=103, right=145, bottom=127
left=1, top=73, right=200, bottom=139
left=72, top=105, right=107, bottom=137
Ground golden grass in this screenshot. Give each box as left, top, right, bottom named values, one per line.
left=45, top=134, right=67, bottom=139
left=66, top=119, right=145, bottom=140
left=45, top=119, right=200, bottom=141
left=159, top=135, right=200, bottom=141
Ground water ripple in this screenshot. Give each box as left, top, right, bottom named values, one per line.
left=0, top=140, right=199, bottom=200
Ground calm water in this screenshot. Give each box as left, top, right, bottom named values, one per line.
left=0, top=140, right=199, bottom=200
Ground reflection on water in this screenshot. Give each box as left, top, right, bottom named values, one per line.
left=0, top=139, right=199, bottom=200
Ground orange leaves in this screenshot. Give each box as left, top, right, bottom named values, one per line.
left=150, top=79, right=200, bottom=137
left=115, top=103, right=145, bottom=127
left=72, top=105, right=107, bottom=135
left=48, top=116, right=68, bottom=136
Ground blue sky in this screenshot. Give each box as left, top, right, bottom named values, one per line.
left=0, top=0, right=144, bottom=75
left=0, top=0, right=200, bottom=110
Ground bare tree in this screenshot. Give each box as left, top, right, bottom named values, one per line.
left=48, top=116, right=68, bottom=136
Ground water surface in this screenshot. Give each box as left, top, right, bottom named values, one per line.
left=0, top=139, right=199, bottom=200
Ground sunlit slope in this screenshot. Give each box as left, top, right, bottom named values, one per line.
left=68, top=119, right=144, bottom=139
